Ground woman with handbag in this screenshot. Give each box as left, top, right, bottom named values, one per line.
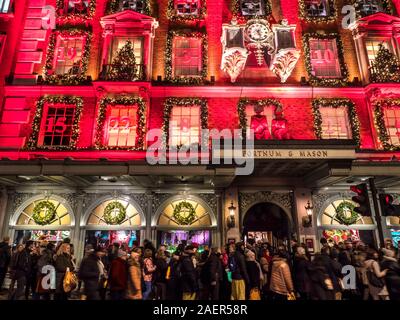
left=269, top=249, right=295, bottom=301
left=245, top=249, right=261, bottom=300
left=365, top=249, right=388, bottom=300
left=54, top=243, right=75, bottom=300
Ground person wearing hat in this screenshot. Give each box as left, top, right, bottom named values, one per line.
left=381, top=248, right=400, bottom=301
left=78, top=246, right=104, bottom=300
left=36, top=242, right=55, bottom=300
left=229, top=242, right=249, bottom=300
left=181, top=245, right=198, bottom=300
left=166, top=250, right=182, bottom=300
left=126, top=250, right=142, bottom=300
left=10, top=240, right=34, bottom=300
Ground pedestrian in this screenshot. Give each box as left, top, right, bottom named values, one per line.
left=293, top=246, right=312, bottom=300
left=245, top=249, right=261, bottom=300
left=78, top=246, right=102, bottom=300
left=154, top=248, right=168, bottom=300
left=36, top=242, right=55, bottom=300
left=126, top=249, right=142, bottom=300
left=0, top=236, right=11, bottom=292
left=7, top=244, right=24, bottom=299
left=269, top=249, right=295, bottom=301
left=54, top=243, right=75, bottom=300
left=109, top=249, right=128, bottom=300
left=200, top=247, right=222, bottom=300
left=380, top=248, right=400, bottom=301
left=365, top=248, right=388, bottom=300
left=166, top=251, right=182, bottom=300
left=229, top=242, right=249, bottom=300
left=309, top=254, right=335, bottom=300
left=9, top=241, right=33, bottom=300
left=142, top=248, right=156, bottom=300
left=259, top=247, right=272, bottom=298
left=181, top=245, right=198, bottom=300
left=25, top=245, right=40, bottom=300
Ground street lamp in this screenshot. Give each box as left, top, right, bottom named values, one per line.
left=302, top=201, right=313, bottom=228
left=227, top=201, right=236, bottom=229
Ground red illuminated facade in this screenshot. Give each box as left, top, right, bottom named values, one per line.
left=1, top=0, right=400, bottom=256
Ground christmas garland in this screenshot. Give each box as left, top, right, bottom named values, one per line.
left=237, top=98, right=282, bottom=137
left=336, top=201, right=359, bottom=226
left=26, top=96, right=84, bottom=150
left=167, top=0, right=207, bottom=22
left=107, top=0, right=151, bottom=16
left=350, top=0, right=392, bottom=17
left=231, top=0, right=272, bottom=20
left=103, top=201, right=127, bottom=225
left=173, top=201, right=197, bottom=225
left=95, top=96, right=147, bottom=150
left=312, top=98, right=360, bottom=145
left=162, top=97, right=208, bottom=148
left=374, top=99, right=400, bottom=151
left=56, top=0, right=97, bottom=23
left=299, top=0, right=337, bottom=23
left=303, top=33, right=349, bottom=87
left=32, top=201, right=57, bottom=226
left=43, top=29, right=92, bottom=85
left=165, top=29, right=208, bottom=85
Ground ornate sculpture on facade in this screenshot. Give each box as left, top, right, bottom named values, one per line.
left=250, top=104, right=271, bottom=140
left=271, top=105, right=291, bottom=140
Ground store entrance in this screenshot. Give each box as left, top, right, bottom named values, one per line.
left=242, top=202, right=290, bottom=248
left=157, top=230, right=211, bottom=253
left=85, top=230, right=140, bottom=249
left=13, top=229, right=71, bottom=246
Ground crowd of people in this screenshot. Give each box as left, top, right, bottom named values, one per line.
left=0, top=235, right=400, bottom=301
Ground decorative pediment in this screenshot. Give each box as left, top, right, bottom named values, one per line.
left=357, top=12, right=400, bottom=26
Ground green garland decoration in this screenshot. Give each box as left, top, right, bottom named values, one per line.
left=95, top=96, right=147, bottom=150
left=312, top=98, right=360, bottom=145
left=350, top=0, right=392, bottom=18
left=32, top=201, right=57, bottom=226
left=56, top=0, right=97, bottom=22
left=237, top=98, right=282, bottom=137
left=299, top=0, right=337, bottom=23
left=43, top=28, right=92, bottom=85
left=167, top=0, right=207, bottom=22
left=231, top=0, right=272, bottom=20
left=103, top=201, right=127, bottom=225
left=165, top=29, right=208, bottom=85
left=374, top=98, right=400, bottom=151
left=162, top=97, right=208, bottom=148
left=26, top=96, right=84, bottom=150
left=173, top=201, right=197, bottom=225
left=336, top=201, right=359, bottom=225
left=303, top=33, right=349, bottom=87
left=369, top=44, right=400, bottom=83
left=107, top=0, right=151, bottom=16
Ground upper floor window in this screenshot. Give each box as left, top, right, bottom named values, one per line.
left=357, top=0, right=384, bottom=16
left=382, top=106, right=400, bottom=146
left=54, top=36, right=85, bottom=76
left=276, top=29, right=295, bottom=50
left=365, top=39, right=391, bottom=65
left=240, top=0, right=266, bottom=16
left=0, top=0, right=11, bottom=13
left=304, top=0, right=331, bottom=17
left=309, top=38, right=341, bottom=78
left=173, top=36, right=202, bottom=77
left=119, top=0, right=146, bottom=12
left=319, top=106, right=352, bottom=139
left=175, top=0, right=200, bottom=15
left=170, top=105, right=201, bottom=147
left=104, top=105, right=138, bottom=147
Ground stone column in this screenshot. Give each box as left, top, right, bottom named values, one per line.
left=73, top=192, right=86, bottom=262
left=145, top=191, right=153, bottom=244
left=351, top=27, right=369, bottom=84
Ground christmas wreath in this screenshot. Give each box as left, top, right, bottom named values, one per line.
left=103, top=201, right=126, bottom=225
left=336, top=201, right=359, bottom=225
left=173, top=201, right=196, bottom=225
left=32, top=201, right=57, bottom=225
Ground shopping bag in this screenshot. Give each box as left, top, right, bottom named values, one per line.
left=63, top=267, right=78, bottom=293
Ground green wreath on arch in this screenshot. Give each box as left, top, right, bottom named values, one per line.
left=336, top=201, right=359, bottom=225
left=32, top=201, right=57, bottom=226
left=103, top=201, right=126, bottom=225
left=173, top=201, right=197, bottom=225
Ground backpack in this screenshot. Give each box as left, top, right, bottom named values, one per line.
left=228, top=255, right=238, bottom=274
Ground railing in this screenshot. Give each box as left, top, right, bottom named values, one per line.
left=99, top=63, right=146, bottom=81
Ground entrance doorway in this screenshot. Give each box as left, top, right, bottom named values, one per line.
left=242, top=202, right=290, bottom=248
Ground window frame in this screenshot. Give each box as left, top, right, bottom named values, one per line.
left=27, top=96, right=83, bottom=150
left=355, top=0, right=390, bottom=17
left=232, top=0, right=272, bottom=19
left=374, top=99, right=400, bottom=150
left=95, top=96, right=147, bottom=151
left=107, top=0, right=151, bottom=15
left=56, top=0, right=96, bottom=19
left=167, top=0, right=206, bottom=21
left=0, top=0, right=12, bottom=14
left=299, top=0, right=336, bottom=22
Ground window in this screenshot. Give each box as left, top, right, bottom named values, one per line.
left=104, top=105, right=138, bottom=147
left=276, top=29, right=295, bottom=50
left=119, top=0, right=146, bottom=12
left=175, top=0, right=200, bottom=15
left=226, top=29, right=245, bottom=49
left=319, top=106, right=352, bottom=139
left=38, top=102, right=76, bottom=147
left=54, top=36, right=85, bottom=76
left=304, top=0, right=330, bottom=17
left=0, top=0, right=11, bottom=13
left=169, top=105, right=200, bottom=146
left=107, top=37, right=143, bottom=77
left=61, top=0, right=89, bottom=15
left=309, top=38, right=341, bottom=78
left=365, top=39, right=391, bottom=65
left=173, top=37, right=202, bottom=77
left=358, top=0, right=384, bottom=16
left=382, top=107, right=400, bottom=146
left=240, top=0, right=265, bottom=16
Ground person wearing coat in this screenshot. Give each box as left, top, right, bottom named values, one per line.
left=309, top=254, right=335, bottom=300
left=319, top=247, right=342, bottom=299
left=365, top=249, right=388, bottom=300
left=229, top=242, right=250, bottom=300
left=245, top=249, right=261, bottom=300
left=126, top=250, right=142, bottom=300
left=166, top=251, right=182, bottom=300
left=36, top=243, right=55, bottom=300
left=380, top=248, right=400, bottom=301
left=0, top=236, right=11, bottom=292
left=78, top=247, right=101, bottom=300
left=142, top=248, right=156, bottom=300
left=200, top=248, right=223, bottom=300
left=54, top=243, right=75, bottom=300
left=293, top=246, right=312, bottom=300
left=181, top=245, right=198, bottom=300
left=154, top=248, right=168, bottom=300
left=269, top=250, right=294, bottom=300
left=109, top=249, right=128, bottom=300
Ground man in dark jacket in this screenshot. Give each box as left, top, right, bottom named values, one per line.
left=181, top=245, right=198, bottom=300
left=79, top=247, right=101, bottom=300
left=229, top=242, right=250, bottom=300
left=381, top=248, right=400, bottom=301
left=12, top=241, right=34, bottom=300
left=0, top=236, right=11, bottom=291
left=200, top=248, right=223, bottom=300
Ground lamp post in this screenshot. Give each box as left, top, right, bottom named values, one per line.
left=302, top=201, right=313, bottom=228
left=227, top=201, right=236, bottom=229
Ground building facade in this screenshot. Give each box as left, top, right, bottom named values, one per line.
left=1, top=0, right=400, bottom=258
